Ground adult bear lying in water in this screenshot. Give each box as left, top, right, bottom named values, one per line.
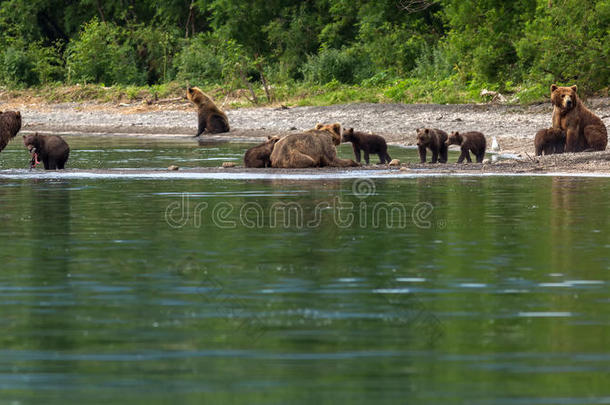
left=270, top=123, right=359, bottom=168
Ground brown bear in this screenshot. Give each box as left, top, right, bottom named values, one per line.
left=270, top=123, right=359, bottom=168
left=341, top=128, right=391, bottom=164
left=0, top=111, right=22, bottom=152
left=416, top=128, right=448, bottom=163
left=446, top=131, right=486, bottom=163
left=244, top=136, right=281, bottom=168
left=186, top=87, right=230, bottom=136
left=534, top=128, right=566, bottom=156
left=551, top=84, right=607, bottom=152
left=23, top=133, right=70, bottom=170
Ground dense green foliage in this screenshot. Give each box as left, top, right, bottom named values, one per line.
left=0, top=0, right=608, bottom=102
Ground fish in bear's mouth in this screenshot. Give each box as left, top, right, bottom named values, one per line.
left=29, top=147, right=41, bottom=168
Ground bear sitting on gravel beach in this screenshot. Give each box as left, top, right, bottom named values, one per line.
left=551, top=84, right=607, bottom=152
left=186, top=87, right=230, bottom=136
left=270, top=123, right=359, bottom=168
left=0, top=111, right=22, bottom=153
left=342, top=128, right=391, bottom=164
left=244, top=136, right=280, bottom=168
left=416, top=128, right=448, bottom=163
left=534, top=128, right=566, bottom=156
left=446, top=131, right=486, bottom=163
left=23, top=133, right=70, bottom=170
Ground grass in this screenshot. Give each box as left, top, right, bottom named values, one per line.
left=0, top=77, right=557, bottom=108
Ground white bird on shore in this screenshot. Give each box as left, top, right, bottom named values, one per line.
left=491, top=136, right=500, bottom=152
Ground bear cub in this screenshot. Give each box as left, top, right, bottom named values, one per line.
left=341, top=128, right=391, bottom=164
left=534, top=128, right=566, bottom=156
left=446, top=131, right=486, bottom=163
left=186, top=87, right=230, bottom=136
left=23, top=133, right=70, bottom=170
left=416, top=128, right=448, bottom=163
left=244, top=136, right=280, bottom=168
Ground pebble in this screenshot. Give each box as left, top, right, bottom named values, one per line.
left=222, top=162, right=236, bottom=168
left=167, top=165, right=179, bottom=171
left=389, top=159, right=401, bottom=166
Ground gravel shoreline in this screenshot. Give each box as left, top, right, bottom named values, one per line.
left=2, top=98, right=609, bottom=174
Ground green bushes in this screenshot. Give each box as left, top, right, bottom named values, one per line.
left=0, top=0, right=609, bottom=102
left=301, top=47, right=374, bottom=85
left=66, top=19, right=144, bottom=85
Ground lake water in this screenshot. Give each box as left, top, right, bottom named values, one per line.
left=0, top=137, right=609, bottom=404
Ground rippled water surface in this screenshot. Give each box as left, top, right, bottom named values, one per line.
left=0, top=138, right=609, bottom=404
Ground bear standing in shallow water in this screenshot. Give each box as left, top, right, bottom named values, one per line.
left=244, top=136, right=280, bottom=168
left=23, top=133, right=70, bottom=170
left=186, top=87, right=230, bottom=136
left=446, top=131, right=486, bottom=163
left=416, top=128, right=448, bottom=163
left=341, top=128, right=391, bottom=164
left=0, top=111, right=22, bottom=153
left=550, top=84, right=607, bottom=152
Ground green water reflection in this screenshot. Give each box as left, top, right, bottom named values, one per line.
left=0, top=139, right=608, bottom=404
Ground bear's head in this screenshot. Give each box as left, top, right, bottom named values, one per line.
left=23, top=133, right=41, bottom=153
left=1, top=111, right=22, bottom=136
left=416, top=128, right=432, bottom=146
left=446, top=131, right=463, bottom=146
left=551, top=84, right=578, bottom=111
left=267, top=135, right=280, bottom=145
left=314, top=123, right=343, bottom=145
left=341, top=128, right=356, bottom=143
left=186, top=86, right=214, bottom=107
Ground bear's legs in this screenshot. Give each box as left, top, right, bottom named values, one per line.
left=378, top=151, right=391, bottom=164
left=565, top=128, right=585, bottom=152
left=418, top=145, right=427, bottom=163
left=457, top=148, right=471, bottom=163
left=439, top=144, right=448, bottom=163
left=351, top=145, right=362, bottom=163
left=476, top=151, right=485, bottom=163
left=583, top=124, right=608, bottom=151
left=286, top=151, right=317, bottom=168
left=363, top=151, right=370, bottom=165
left=431, top=149, right=438, bottom=163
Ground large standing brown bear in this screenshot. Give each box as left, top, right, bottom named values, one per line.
left=23, top=133, right=70, bottom=170
left=186, top=87, right=230, bottom=136
left=0, top=111, right=22, bottom=152
left=446, top=131, right=486, bottom=163
left=270, top=123, right=359, bottom=168
left=341, top=128, right=391, bottom=164
left=244, top=136, right=280, bottom=168
left=416, top=128, right=448, bottom=163
left=534, top=128, right=566, bottom=156
left=551, top=84, right=607, bottom=152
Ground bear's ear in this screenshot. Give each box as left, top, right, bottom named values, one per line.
left=267, top=135, right=273, bottom=140
left=424, top=129, right=429, bottom=134
left=570, top=85, right=578, bottom=93
left=315, top=123, right=323, bottom=130
left=551, top=84, right=558, bottom=92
